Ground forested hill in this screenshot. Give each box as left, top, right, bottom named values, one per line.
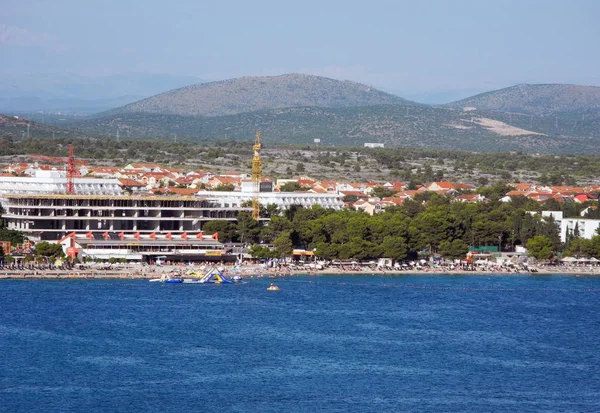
left=444, top=84, right=600, bottom=116
left=68, top=105, right=600, bottom=154
left=100, top=74, right=418, bottom=117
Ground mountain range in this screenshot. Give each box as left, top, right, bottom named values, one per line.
left=2, top=74, right=600, bottom=155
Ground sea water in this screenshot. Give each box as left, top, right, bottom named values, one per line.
left=0, top=274, right=598, bottom=413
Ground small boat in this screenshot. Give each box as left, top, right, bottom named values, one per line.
left=267, top=283, right=280, bottom=291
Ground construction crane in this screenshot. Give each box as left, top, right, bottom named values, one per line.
left=251, top=131, right=262, bottom=220
left=28, top=143, right=86, bottom=195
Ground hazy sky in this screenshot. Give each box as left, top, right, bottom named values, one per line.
left=1, top=0, right=599, bottom=99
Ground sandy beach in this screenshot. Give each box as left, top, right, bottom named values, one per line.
left=0, top=263, right=599, bottom=279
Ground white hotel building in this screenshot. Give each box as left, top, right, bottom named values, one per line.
left=0, top=170, right=344, bottom=243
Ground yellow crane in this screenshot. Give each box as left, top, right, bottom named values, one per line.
left=251, top=131, right=262, bottom=220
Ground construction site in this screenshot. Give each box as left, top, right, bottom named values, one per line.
left=0, top=138, right=343, bottom=262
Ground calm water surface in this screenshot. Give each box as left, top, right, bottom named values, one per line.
left=1, top=274, right=599, bottom=412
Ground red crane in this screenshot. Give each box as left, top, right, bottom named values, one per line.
left=28, top=143, right=87, bottom=194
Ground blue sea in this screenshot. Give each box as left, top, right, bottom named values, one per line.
left=1, top=274, right=599, bottom=413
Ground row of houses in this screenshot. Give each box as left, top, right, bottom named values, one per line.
left=3, top=162, right=599, bottom=212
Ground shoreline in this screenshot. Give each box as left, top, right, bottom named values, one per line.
left=1, top=266, right=599, bottom=279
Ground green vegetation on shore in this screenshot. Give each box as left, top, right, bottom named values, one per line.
left=206, top=188, right=600, bottom=261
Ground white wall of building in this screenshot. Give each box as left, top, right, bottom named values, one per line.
left=531, top=211, right=599, bottom=243
left=195, top=191, right=344, bottom=210
left=560, top=218, right=600, bottom=243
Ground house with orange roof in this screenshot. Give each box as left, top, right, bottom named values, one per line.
left=381, top=197, right=406, bottom=206
left=454, top=183, right=476, bottom=191
left=527, top=192, right=552, bottom=202
left=383, top=181, right=406, bottom=192
left=505, top=190, right=531, bottom=197
left=573, top=194, right=592, bottom=203
left=316, top=180, right=338, bottom=193
left=512, top=183, right=536, bottom=192
left=3, top=163, right=34, bottom=175
left=395, top=190, right=419, bottom=199
left=549, top=194, right=574, bottom=203
left=297, top=178, right=316, bottom=187
left=118, top=178, right=147, bottom=192
left=173, top=177, right=196, bottom=187
left=308, top=187, right=327, bottom=194
left=354, top=199, right=398, bottom=215
left=208, top=175, right=242, bottom=190
left=548, top=186, right=584, bottom=196
left=337, top=182, right=377, bottom=194
left=139, top=172, right=171, bottom=188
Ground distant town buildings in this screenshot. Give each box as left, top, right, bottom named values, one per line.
left=1, top=160, right=599, bottom=247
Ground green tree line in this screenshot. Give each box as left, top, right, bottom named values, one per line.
left=204, top=189, right=573, bottom=261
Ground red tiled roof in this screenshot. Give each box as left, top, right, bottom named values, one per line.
left=513, top=183, right=534, bottom=191
left=381, top=197, right=405, bottom=205
left=429, top=181, right=455, bottom=189
left=118, top=178, right=146, bottom=187
left=339, top=191, right=369, bottom=198
left=166, top=187, right=200, bottom=196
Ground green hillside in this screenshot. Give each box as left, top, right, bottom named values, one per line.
left=68, top=105, right=597, bottom=154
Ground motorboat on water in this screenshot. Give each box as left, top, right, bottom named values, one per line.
left=267, top=283, right=280, bottom=291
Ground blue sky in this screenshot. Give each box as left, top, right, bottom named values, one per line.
left=1, top=0, right=599, bottom=101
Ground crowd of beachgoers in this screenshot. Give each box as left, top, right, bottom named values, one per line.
left=1, top=260, right=600, bottom=279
